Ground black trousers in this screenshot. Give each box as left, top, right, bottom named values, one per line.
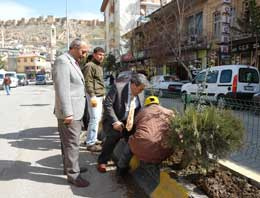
left=98, top=128, right=123, bottom=164
left=98, top=120, right=134, bottom=164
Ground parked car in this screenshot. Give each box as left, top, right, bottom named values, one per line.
left=17, top=73, right=28, bottom=86
left=116, top=71, right=132, bottom=83
left=5, top=71, right=18, bottom=88
left=115, top=71, right=133, bottom=88
left=0, top=73, right=4, bottom=90
left=36, top=74, right=46, bottom=85
left=181, top=65, right=260, bottom=106
left=253, top=92, right=260, bottom=103
left=46, top=79, right=53, bottom=85
left=28, top=78, right=36, bottom=85
left=149, top=75, right=183, bottom=97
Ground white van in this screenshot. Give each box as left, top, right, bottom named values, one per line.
left=181, top=65, right=260, bottom=105
left=5, top=71, right=18, bottom=88
left=0, top=69, right=6, bottom=90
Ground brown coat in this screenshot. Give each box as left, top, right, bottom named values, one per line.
left=4, top=76, right=11, bottom=85
left=128, top=104, right=174, bottom=163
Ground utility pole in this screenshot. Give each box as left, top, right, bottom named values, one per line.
left=1, top=27, right=4, bottom=48
left=66, top=0, right=69, bottom=50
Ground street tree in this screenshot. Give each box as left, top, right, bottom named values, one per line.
left=129, top=0, right=200, bottom=80
left=0, top=56, right=5, bottom=70
left=231, top=0, right=260, bottom=67
left=103, top=53, right=116, bottom=72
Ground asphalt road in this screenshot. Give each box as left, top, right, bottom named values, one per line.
left=0, top=85, right=145, bottom=198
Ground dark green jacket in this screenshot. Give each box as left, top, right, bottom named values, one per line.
left=82, top=59, right=105, bottom=97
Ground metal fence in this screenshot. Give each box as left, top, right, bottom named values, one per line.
left=144, top=89, right=260, bottom=174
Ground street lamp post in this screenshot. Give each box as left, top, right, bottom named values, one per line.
left=66, top=0, right=69, bottom=50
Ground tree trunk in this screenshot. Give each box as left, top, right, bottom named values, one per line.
left=255, top=35, right=258, bottom=67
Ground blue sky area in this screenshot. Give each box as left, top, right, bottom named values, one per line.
left=0, top=0, right=103, bottom=20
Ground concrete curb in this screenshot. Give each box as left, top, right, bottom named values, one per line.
left=129, top=156, right=208, bottom=198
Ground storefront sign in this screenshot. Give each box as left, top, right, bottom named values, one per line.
left=232, top=42, right=260, bottom=53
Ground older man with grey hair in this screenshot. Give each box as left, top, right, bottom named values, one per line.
left=97, top=72, right=148, bottom=173
left=53, top=38, right=89, bottom=187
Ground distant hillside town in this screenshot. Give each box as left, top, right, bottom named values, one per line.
left=0, top=15, right=105, bottom=77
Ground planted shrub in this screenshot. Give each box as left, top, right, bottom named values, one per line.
left=169, top=106, right=245, bottom=168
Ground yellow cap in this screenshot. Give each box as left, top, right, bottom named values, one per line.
left=144, top=96, right=160, bottom=106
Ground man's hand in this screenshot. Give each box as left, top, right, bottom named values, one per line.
left=90, top=97, right=97, bottom=107
left=64, top=115, right=73, bottom=125
left=112, top=121, right=124, bottom=132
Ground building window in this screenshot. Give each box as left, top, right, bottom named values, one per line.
left=187, top=12, right=203, bottom=36
left=24, top=58, right=27, bottom=62
left=213, top=11, right=221, bottom=39
left=31, top=58, right=34, bottom=62
left=187, top=15, right=195, bottom=35
left=195, top=12, right=203, bottom=35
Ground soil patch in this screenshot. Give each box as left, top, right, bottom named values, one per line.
left=163, top=152, right=260, bottom=198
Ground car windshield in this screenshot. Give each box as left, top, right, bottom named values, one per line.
left=239, top=68, right=259, bottom=83
left=17, top=75, right=25, bottom=80
left=6, top=73, right=15, bottom=77
left=0, top=74, right=3, bottom=79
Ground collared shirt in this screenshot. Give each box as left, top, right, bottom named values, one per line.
left=123, top=83, right=140, bottom=120
left=67, top=53, right=79, bottom=67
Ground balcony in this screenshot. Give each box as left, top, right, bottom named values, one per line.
left=140, top=0, right=160, bottom=6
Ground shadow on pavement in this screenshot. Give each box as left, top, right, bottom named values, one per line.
left=0, top=159, right=67, bottom=185
left=0, top=127, right=60, bottom=151
left=20, top=104, right=50, bottom=107
left=0, top=127, right=145, bottom=197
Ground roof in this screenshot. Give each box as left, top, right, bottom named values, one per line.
left=100, top=0, right=109, bottom=12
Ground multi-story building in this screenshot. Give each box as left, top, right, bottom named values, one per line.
left=126, top=0, right=260, bottom=79
left=100, top=0, right=163, bottom=61
left=16, top=54, right=51, bottom=79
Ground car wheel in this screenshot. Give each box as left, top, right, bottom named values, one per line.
left=181, top=91, right=187, bottom=102
left=217, top=95, right=225, bottom=108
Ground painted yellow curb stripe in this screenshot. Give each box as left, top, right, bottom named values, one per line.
left=151, top=172, right=189, bottom=198
left=129, top=155, right=140, bottom=172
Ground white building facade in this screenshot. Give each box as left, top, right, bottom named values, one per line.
left=101, top=0, right=164, bottom=61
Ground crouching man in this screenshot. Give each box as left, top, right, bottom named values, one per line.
left=116, top=96, right=174, bottom=175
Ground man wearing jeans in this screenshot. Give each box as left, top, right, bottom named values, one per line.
left=3, top=74, right=11, bottom=95
left=83, top=47, right=105, bottom=152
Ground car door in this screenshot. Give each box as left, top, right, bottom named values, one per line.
left=205, top=69, right=219, bottom=102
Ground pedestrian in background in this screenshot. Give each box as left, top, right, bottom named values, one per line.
left=53, top=38, right=89, bottom=187
left=83, top=47, right=105, bottom=152
left=97, top=73, right=148, bottom=173
left=3, top=74, right=11, bottom=95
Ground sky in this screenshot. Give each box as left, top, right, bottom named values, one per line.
left=0, top=0, right=104, bottom=20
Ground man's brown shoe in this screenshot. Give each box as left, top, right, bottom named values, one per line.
left=86, top=144, right=102, bottom=152
left=97, top=164, right=106, bottom=173
left=63, top=167, right=88, bottom=175
left=67, top=175, right=90, bottom=187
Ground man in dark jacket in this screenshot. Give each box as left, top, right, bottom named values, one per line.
left=82, top=47, right=105, bottom=152
left=97, top=73, right=148, bottom=173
